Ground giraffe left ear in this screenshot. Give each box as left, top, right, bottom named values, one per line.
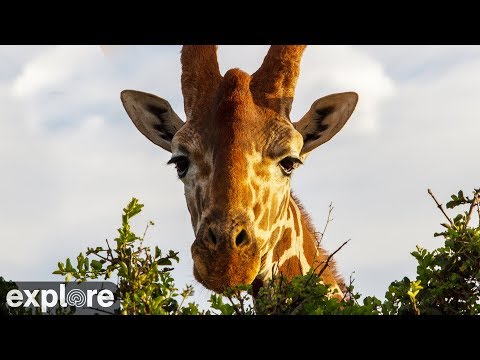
left=294, top=92, right=358, bottom=155
left=121, top=90, right=184, bottom=153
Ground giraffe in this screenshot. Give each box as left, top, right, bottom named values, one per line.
left=121, top=45, right=358, bottom=296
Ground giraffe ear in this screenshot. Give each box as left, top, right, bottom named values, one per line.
left=121, top=90, right=184, bottom=153
left=294, top=92, right=358, bottom=155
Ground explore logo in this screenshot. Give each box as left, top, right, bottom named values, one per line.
left=4, top=282, right=119, bottom=315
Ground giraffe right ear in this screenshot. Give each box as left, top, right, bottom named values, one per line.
left=121, top=90, right=185, bottom=153
left=294, top=92, right=358, bottom=155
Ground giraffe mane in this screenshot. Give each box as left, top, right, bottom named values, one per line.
left=290, top=192, right=345, bottom=292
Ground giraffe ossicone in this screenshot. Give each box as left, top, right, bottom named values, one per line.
left=121, top=45, right=358, bottom=295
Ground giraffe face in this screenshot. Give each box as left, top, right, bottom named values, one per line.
left=121, top=45, right=358, bottom=294
left=170, top=70, right=305, bottom=292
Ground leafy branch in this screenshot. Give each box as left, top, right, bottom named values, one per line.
left=53, top=198, right=201, bottom=315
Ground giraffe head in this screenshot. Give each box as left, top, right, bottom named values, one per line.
left=121, top=46, right=357, bottom=293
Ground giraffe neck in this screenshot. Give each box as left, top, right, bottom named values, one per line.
left=253, top=194, right=343, bottom=296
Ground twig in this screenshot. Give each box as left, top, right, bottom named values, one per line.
left=477, top=193, right=480, bottom=228
left=317, top=202, right=334, bottom=247
left=309, top=203, right=334, bottom=274
left=94, top=253, right=110, bottom=263
left=290, top=298, right=308, bottom=315
left=465, top=192, right=478, bottom=226
left=341, top=273, right=355, bottom=303
left=304, top=239, right=351, bottom=289
left=237, top=291, right=246, bottom=314
left=141, top=221, right=152, bottom=242
left=105, top=239, right=113, bottom=259
left=226, top=294, right=243, bottom=316
left=175, top=287, right=192, bottom=315
left=428, top=189, right=453, bottom=225
left=317, top=239, right=351, bottom=277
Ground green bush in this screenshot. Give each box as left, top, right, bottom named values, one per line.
left=2, top=188, right=478, bottom=315
left=53, top=198, right=200, bottom=315
left=381, top=189, right=480, bottom=315
left=52, top=188, right=480, bottom=315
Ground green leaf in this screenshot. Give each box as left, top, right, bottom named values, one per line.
left=453, top=214, right=463, bottom=223
left=119, top=261, right=128, bottom=278
left=446, top=201, right=456, bottom=209
left=91, top=259, right=103, bottom=271
left=77, top=253, right=85, bottom=270
left=157, top=258, right=172, bottom=266
left=66, top=258, right=74, bottom=272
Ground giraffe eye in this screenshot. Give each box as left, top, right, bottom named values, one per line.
left=279, top=157, right=301, bottom=176
left=168, top=156, right=190, bottom=178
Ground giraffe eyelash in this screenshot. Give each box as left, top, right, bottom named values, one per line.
left=167, top=155, right=187, bottom=165
left=279, top=156, right=302, bottom=175
left=167, top=156, right=190, bottom=178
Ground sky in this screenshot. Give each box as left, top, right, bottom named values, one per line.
left=1, top=45, right=479, bottom=309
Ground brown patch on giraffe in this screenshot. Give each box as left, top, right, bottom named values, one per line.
left=273, top=227, right=291, bottom=261
left=258, top=207, right=270, bottom=231
left=291, top=201, right=301, bottom=235
left=269, top=226, right=281, bottom=249
left=253, top=203, right=262, bottom=218
left=276, top=194, right=289, bottom=222
left=261, top=189, right=270, bottom=204
left=279, top=255, right=302, bottom=279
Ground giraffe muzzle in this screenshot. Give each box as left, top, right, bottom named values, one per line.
left=204, top=225, right=250, bottom=250
left=191, top=220, right=261, bottom=293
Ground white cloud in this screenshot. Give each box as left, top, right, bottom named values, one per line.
left=293, top=46, right=396, bottom=133
left=11, top=46, right=101, bottom=98
left=359, top=45, right=480, bottom=82
left=81, top=114, right=105, bottom=132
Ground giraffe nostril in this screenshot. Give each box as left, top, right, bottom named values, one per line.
left=208, top=228, right=217, bottom=246
left=235, top=229, right=248, bottom=247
